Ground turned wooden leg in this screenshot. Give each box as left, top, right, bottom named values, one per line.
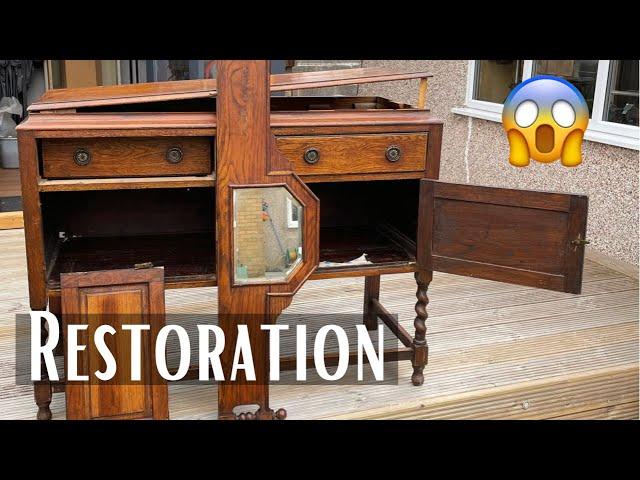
left=411, top=270, right=431, bottom=386
left=220, top=405, right=287, bottom=421
left=49, top=295, right=64, bottom=357
left=232, top=407, right=287, bottom=420
left=34, top=316, right=53, bottom=420
left=34, top=382, right=52, bottom=420
left=218, top=316, right=288, bottom=421
left=363, top=275, right=381, bottom=331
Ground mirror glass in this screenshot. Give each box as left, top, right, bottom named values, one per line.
left=233, top=187, right=303, bottom=285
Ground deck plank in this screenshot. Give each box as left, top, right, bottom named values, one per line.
left=0, top=227, right=637, bottom=420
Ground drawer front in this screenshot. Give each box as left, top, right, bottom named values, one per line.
left=276, top=133, right=428, bottom=176
left=42, top=137, right=211, bottom=179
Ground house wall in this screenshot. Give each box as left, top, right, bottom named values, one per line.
left=356, top=60, right=639, bottom=267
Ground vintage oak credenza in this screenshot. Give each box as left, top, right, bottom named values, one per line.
left=17, top=60, right=588, bottom=420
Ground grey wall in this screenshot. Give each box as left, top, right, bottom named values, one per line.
left=356, top=60, right=639, bottom=267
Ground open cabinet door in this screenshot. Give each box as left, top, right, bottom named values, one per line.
left=418, top=180, right=588, bottom=294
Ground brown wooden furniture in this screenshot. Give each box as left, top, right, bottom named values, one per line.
left=61, top=268, right=168, bottom=420
left=18, top=61, right=588, bottom=420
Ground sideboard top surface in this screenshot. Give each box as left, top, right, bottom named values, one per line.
left=18, top=109, right=443, bottom=133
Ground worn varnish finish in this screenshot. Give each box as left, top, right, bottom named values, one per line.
left=215, top=60, right=319, bottom=420
left=61, top=268, right=168, bottom=420
left=42, top=137, right=212, bottom=178
left=276, top=133, right=427, bottom=176
left=28, top=67, right=433, bottom=112
left=17, top=131, right=47, bottom=311
left=38, top=175, right=216, bottom=192
left=420, top=180, right=589, bottom=294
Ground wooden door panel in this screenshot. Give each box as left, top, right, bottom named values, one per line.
left=419, top=180, right=588, bottom=294
left=61, top=268, right=168, bottom=420
left=84, top=286, right=149, bottom=419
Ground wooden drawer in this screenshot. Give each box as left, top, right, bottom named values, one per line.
left=276, top=133, right=428, bottom=176
left=42, top=137, right=211, bottom=179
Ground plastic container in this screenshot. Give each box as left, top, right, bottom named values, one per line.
left=0, top=137, right=19, bottom=169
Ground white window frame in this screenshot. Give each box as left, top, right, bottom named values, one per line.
left=286, top=197, right=299, bottom=229
left=452, top=60, right=640, bottom=150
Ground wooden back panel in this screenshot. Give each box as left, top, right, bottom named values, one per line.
left=42, top=188, right=215, bottom=238
left=61, top=268, right=168, bottom=420
left=419, top=180, right=588, bottom=293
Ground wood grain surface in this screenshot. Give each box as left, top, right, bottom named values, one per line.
left=276, top=133, right=427, bottom=176
left=420, top=180, right=589, bottom=294
left=61, top=267, right=168, bottom=420
left=42, top=137, right=211, bottom=178
left=28, top=67, right=432, bottom=112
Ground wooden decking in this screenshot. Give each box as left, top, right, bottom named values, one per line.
left=0, top=227, right=637, bottom=420
left=0, top=169, right=23, bottom=230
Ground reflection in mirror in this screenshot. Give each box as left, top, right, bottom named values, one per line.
left=233, top=187, right=303, bottom=285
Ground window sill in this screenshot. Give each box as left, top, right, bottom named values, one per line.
left=452, top=106, right=502, bottom=123
left=452, top=106, right=640, bottom=151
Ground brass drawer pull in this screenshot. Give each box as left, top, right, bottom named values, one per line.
left=73, top=149, right=91, bottom=166
left=385, top=145, right=402, bottom=162
left=166, top=147, right=184, bottom=164
left=303, top=147, right=320, bottom=164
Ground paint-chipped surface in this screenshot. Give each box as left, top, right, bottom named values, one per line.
left=360, top=60, right=639, bottom=266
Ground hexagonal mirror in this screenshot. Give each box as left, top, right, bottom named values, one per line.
left=233, top=186, right=304, bottom=285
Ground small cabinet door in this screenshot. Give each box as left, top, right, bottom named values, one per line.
left=61, top=268, right=168, bottom=420
left=418, top=180, right=588, bottom=293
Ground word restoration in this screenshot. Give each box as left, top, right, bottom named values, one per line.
left=30, top=312, right=386, bottom=383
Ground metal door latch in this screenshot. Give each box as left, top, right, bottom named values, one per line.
left=571, top=235, right=590, bottom=250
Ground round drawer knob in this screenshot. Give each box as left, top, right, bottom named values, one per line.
left=73, top=149, right=91, bottom=166
left=166, top=147, right=184, bottom=164
left=385, top=145, right=402, bottom=162
left=303, top=147, right=320, bottom=165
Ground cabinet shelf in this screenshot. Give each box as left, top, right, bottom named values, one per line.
left=46, top=232, right=216, bottom=290
left=316, top=225, right=416, bottom=274
left=44, top=225, right=416, bottom=291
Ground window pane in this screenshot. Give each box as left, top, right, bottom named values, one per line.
left=140, top=60, right=214, bottom=82
left=533, top=60, right=598, bottom=117
left=137, top=60, right=288, bottom=83
left=473, top=60, right=523, bottom=103
left=604, top=60, right=639, bottom=126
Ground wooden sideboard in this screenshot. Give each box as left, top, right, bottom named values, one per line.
left=18, top=61, right=588, bottom=420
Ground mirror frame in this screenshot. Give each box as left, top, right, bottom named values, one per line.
left=230, top=182, right=308, bottom=287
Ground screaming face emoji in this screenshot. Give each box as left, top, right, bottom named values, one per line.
left=502, top=75, right=589, bottom=167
